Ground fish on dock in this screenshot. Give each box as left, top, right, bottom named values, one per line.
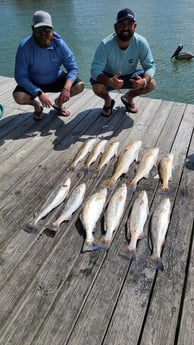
left=146, top=197, right=171, bottom=271
left=119, top=190, right=149, bottom=260
left=159, top=153, right=174, bottom=190
left=80, top=188, right=107, bottom=252
left=95, top=141, right=120, bottom=173
left=128, top=147, right=159, bottom=191
left=24, top=177, right=71, bottom=233
left=104, top=140, right=142, bottom=186
left=98, top=183, right=127, bottom=250
left=68, top=138, right=97, bottom=170
left=46, top=183, right=86, bottom=234
left=84, top=139, right=108, bottom=170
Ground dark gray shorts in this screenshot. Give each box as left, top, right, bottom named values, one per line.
left=13, top=72, right=81, bottom=98
left=90, top=69, right=144, bottom=90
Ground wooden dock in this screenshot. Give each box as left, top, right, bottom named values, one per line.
left=0, top=76, right=193, bottom=345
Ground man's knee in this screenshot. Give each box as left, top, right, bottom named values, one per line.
left=13, top=91, right=30, bottom=105
left=148, top=79, right=156, bottom=92
left=92, top=83, right=108, bottom=96
left=71, top=81, right=84, bottom=96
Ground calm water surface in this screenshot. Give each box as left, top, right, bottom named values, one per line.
left=1, top=0, right=194, bottom=104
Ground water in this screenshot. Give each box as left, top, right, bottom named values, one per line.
left=1, top=0, right=194, bottom=104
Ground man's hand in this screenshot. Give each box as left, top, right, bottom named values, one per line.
left=129, top=74, right=144, bottom=90
left=57, top=88, right=70, bottom=108
left=110, top=72, right=124, bottom=91
left=39, top=92, right=52, bottom=108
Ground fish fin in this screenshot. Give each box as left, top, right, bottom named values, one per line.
left=103, top=178, right=116, bottom=186
left=82, top=241, right=100, bottom=253
left=146, top=256, right=164, bottom=271
left=118, top=245, right=136, bottom=260
left=97, top=236, right=112, bottom=250
left=23, top=223, right=38, bottom=233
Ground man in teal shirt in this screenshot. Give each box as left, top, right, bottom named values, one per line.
left=90, top=8, right=156, bottom=116
left=13, top=10, right=84, bottom=120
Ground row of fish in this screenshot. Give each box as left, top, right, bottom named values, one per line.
left=67, top=138, right=174, bottom=191
left=68, top=137, right=120, bottom=172
left=24, top=177, right=86, bottom=234
left=81, top=185, right=171, bottom=271
left=23, top=175, right=171, bottom=270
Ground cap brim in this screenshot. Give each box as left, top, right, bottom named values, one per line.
left=33, top=22, right=53, bottom=28
left=115, top=15, right=135, bottom=24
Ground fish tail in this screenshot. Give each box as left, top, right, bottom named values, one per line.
left=161, top=183, right=168, bottom=191
left=97, top=236, right=112, bottom=250
left=127, top=180, right=137, bottom=192
left=103, top=177, right=116, bottom=186
left=118, top=245, right=136, bottom=260
left=46, top=223, right=60, bottom=232
left=146, top=256, right=164, bottom=271
left=82, top=240, right=100, bottom=253
left=68, top=164, right=75, bottom=171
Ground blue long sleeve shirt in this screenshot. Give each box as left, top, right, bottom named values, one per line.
left=14, top=32, right=78, bottom=97
left=91, top=32, right=155, bottom=80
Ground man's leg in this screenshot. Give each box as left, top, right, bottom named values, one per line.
left=13, top=91, right=43, bottom=120
left=92, top=83, right=115, bottom=116
left=123, top=79, right=156, bottom=109
left=70, top=81, right=84, bottom=97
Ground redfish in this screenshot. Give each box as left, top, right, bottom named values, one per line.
left=129, top=147, right=159, bottom=191
left=68, top=138, right=97, bottom=170
left=84, top=139, right=108, bottom=169
left=46, top=183, right=86, bottom=234
left=95, top=141, right=120, bottom=172
left=98, top=183, right=127, bottom=249
left=159, top=153, right=174, bottom=190
left=24, top=177, right=71, bottom=233
left=104, top=140, right=142, bottom=186
left=119, top=190, right=149, bottom=260
left=80, top=188, right=107, bottom=252
left=146, top=197, right=171, bottom=271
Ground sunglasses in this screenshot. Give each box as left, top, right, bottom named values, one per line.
left=34, top=26, right=52, bottom=34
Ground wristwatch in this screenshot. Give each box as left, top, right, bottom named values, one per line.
left=37, top=90, right=42, bottom=97
left=142, top=78, right=147, bottom=88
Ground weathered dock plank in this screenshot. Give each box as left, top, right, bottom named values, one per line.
left=0, top=76, right=193, bottom=345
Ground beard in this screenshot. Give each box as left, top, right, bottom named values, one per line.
left=34, top=34, right=53, bottom=48
left=117, top=30, right=134, bottom=42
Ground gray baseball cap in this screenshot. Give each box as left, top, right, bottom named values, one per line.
left=32, top=10, right=53, bottom=28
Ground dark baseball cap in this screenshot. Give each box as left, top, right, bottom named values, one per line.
left=115, top=8, right=136, bottom=24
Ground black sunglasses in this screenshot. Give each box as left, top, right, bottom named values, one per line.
left=34, top=26, right=52, bottom=34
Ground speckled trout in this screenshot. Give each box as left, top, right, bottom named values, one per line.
left=80, top=188, right=107, bottom=252
left=98, top=183, right=127, bottom=249
left=119, top=190, right=149, bottom=260
left=24, top=177, right=71, bottom=233
left=146, top=197, right=171, bottom=271
left=104, top=140, right=142, bottom=186
left=159, top=153, right=174, bottom=190
left=84, top=139, right=108, bottom=169
left=95, top=141, right=120, bottom=172
left=129, top=147, right=159, bottom=191
left=46, top=183, right=86, bottom=234
left=68, top=138, right=97, bottom=170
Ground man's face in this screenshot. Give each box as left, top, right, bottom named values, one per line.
left=32, top=26, right=53, bottom=47
left=115, top=19, right=136, bottom=42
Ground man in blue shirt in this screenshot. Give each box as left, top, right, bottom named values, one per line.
left=13, top=10, right=84, bottom=120
left=90, top=8, right=156, bottom=116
